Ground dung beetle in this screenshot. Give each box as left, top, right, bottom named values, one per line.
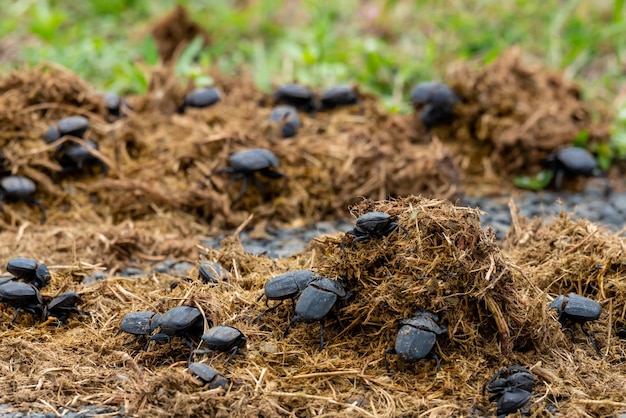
left=179, top=87, right=221, bottom=113
left=54, top=140, right=108, bottom=177
left=0, top=281, right=43, bottom=323
left=384, top=311, right=447, bottom=373
left=0, top=176, right=46, bottom=224
left=217, top=148, right=286, bottom=207
left=270, top=105, right=300, bottom=138
left=549, top=293, right=602, bottom=354
left=103, top=92, right=130, bottom=117
left=196, top=325, right=246, bottom=363
left=43, top=291, right=89, bottom=322
left=43, top=116, right=89, bottom=143
left=484, top=365, right=534, bottom=418
left=319, top=85, right=359, bottom=110
left=272, top=83, right=316, bottom=112
left=283, top=278, right=349, bottom=351
left=255, top=269, right=318, bottom=321
left=149, top=306, right=208, bottom=352
left=544, top=147, right=599, bottom=191
left=7, top=257, right=51, bottom=289
left=188, top=362, right=229, bottom=391
left=342, top=211, right=406, bottom=252
left=409, top=82, right=459, bottom=129
left=119, top=311, right=161, bottom=345
left=198, top=261, right=230, bottom=284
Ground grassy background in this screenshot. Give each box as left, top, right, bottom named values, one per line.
left=0, top=0, right=624, bottom=115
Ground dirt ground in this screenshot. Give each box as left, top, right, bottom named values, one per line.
left=0, top=14, right=624, bottom=417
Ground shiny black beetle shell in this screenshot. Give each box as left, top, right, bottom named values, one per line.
left=182, top=88, right=221, bottom=110
left=228, top=148, right=281, bottom=173
left=153, top=306, right=205, bottom=338
left=485, top=365, right=535, bottom=417
left=188, top=362, right=229, bottom=390
left=44, top=291, right=86, bottom=321
left=342, top=211, right=402, bottom=251
left=200, top=325, right=246, bottom=353
left=0, top=281, right=43, bottom=322
left=283, top=278, right=348, bottom=351
left=0, top=176, right=46, bottom=224
left=198, top=261, right=230, bottom=284
left=546, top=147, right=597, bottom=177
left=120, top=311, right=161, bottom=336
left=293, top=278, right=347, bottom=323
left=270, top=105, right=300, bottom=138
left=549, top=293, right=601, bottom=323
left=55, top=140, right=108, bottom=176
left=320, top=85, right=359, bottom=109
left=43, top=116, right=89, bottom=143
left=394, top=312, right=447, bottom=362
left=409, top=82, right=459, bottom=129
left=7, top=257, right=51, bottom=289
left=262, top=270, right=318, bottom=303
left=273, top=83, right=316, bottom=112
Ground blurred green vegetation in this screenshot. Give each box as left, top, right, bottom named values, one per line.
left=2, top=0, right=626, bottom=166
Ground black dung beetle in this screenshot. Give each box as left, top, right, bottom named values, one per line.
left=179, top=87, right=221, bottom=113
left=0, top=281, right=43, bottom=323
left=342, top=211, right=406, bottom=252
left=255, top=269, right=318, bottom=321
left=544, top=146, right=599, bottom=191
left=148, top=305, right=208, bottom=352
left=384, top=311, right=447, bottom=373
left=119, top=311, right=161, bottom=345
left=198, top=261, right=230, bottom=284
left=283, top=278, right=349, bottom=351
left=409, top=82, right=459, bottom=129
left=319, top=85, right=359, bottom=110
left=6, top=257, right=51, bottom=289
left=54, top=140, right=108, bottom=177
left=188, top=362, right=229, bottom=391
left=272, top=83, right=316, bottom=112
left=43, top=291, right=89, bottom=322
left=549, top=293, right=602, bottom=354
left=43, top=116, right=89, bottom=143
left=103, top=92, right=130, bottom=117
left=484, top=365, right=535, bottom=418
left=217, top=148, right=286, bottom=207
left=270, top=105, right=300, bottom=138
left=196, top=325, right=246, bottom=363
left=0, top=176, right=46, bottom=224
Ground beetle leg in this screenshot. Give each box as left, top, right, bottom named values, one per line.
left=226, top=347, right=239, bottom=364
left=384, top=349, right=396, bottom=375
left=231, top=176, right=249, bottom=208
left=554, top=168, right=564, bottom=192
left=253, top=300, right=283, bottom=323
left=283, top=315, right=300, bottom=338
left=250, top=173, right=269, bottom=201
left=10, top=308, right=21, bottom=324
left=25, top=197, right=46, bottom=224
left=429, top=352, right=442, bottom=371
left=580, top=323, right=601, bottom=356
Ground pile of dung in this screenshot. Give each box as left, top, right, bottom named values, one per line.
left=499, top=204, right=626, bottom=416
left=432, top=47, right=611, bottom=184
left=0, top=65, right=461, bottom=231
left=150, top=4, right=211, bottom=64
left=311, top=196, right=546, bottom=358
left=2, top=195, right=603, bottom=417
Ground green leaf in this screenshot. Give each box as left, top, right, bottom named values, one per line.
left=139, top=36, right=160, bottom=66
left=573, top=130, right=590, bottom=147
left=514, top=170, right=555, bottom=190
left=175, top=36, right=206, bottom=76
